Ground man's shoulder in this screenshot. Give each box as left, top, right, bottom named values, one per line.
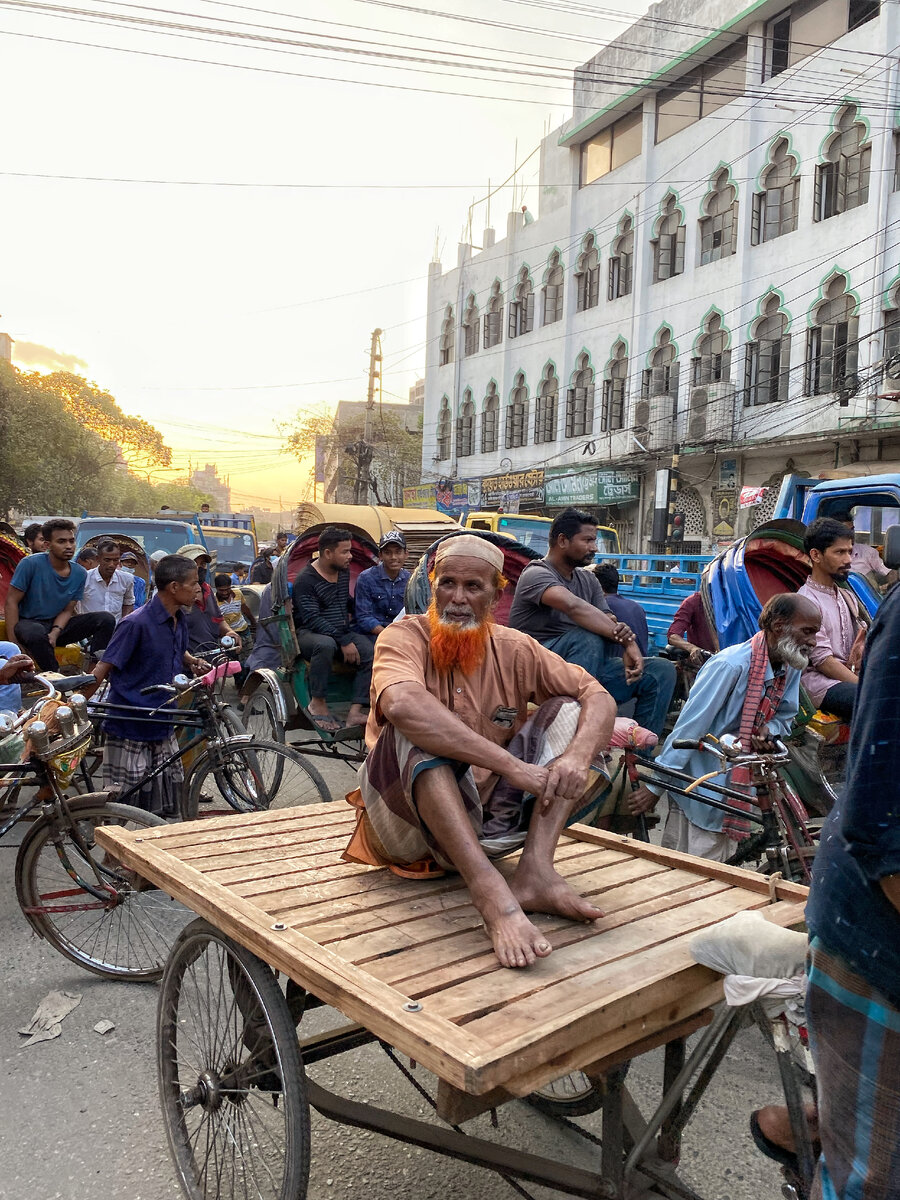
left=490, top=623, right=550, bottom=655
left=376, top=614, right=429, bottom=653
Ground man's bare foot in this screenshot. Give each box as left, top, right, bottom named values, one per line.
left=346, top=704, right=368, bottom=727
left=509, top=864, right=604, bottom=923
left=469, top=878, right=553, bottom=968
left=755, top=1103, right=819, bottom=1154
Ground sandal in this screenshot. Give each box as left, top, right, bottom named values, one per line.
left=749, top=1110, right=820, bottom=1173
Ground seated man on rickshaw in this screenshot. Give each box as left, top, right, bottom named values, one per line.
left=293, top=526, right=374, bottom=734
left=343, top=534, right=617, bottom=969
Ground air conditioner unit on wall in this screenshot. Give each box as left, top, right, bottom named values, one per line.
left=633, top=393, right=675, bottom=448
left=883, top=354, right=900, bottom=393
left=687, top=383, right=734, bottom=443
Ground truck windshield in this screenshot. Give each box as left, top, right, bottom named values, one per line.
left=76, top=521, right=196, bottom=556
left=495, top=516, right=617, bottom=556
left=203, top=531, right=256, bottom=564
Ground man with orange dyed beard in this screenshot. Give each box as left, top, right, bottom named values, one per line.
left=343, top=534, right=617, bottom=969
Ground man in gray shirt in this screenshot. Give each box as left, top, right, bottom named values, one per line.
left=508, top=508, right=676, bottom=736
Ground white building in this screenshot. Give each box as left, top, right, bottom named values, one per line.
left=423, top=0, right=900, bottom=552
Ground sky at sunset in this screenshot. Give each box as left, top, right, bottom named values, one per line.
left=1, top=0, right=645, bottom=510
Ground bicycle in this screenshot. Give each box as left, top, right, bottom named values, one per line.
left=1, top=673, right=191, bottom=979
left=85, top=648, right=330, bottom=821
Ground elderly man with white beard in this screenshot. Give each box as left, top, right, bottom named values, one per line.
left=342, top=534, right=618, bottom=970
left=628, top=593, right=822, bottom=863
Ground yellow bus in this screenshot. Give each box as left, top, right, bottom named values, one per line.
left=464, top=512, right=620, bottom=557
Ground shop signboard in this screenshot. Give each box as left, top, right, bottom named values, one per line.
left=402, top=481, right=470, bottom=515
left=480, top=468, right=544, bottom=508
left=545, top=467, right=641, bottom=506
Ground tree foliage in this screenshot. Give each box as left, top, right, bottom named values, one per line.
left=0, top=361, right=208, bottom=519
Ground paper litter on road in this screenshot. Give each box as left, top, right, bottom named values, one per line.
left=93, top=1019, right=116, bottom=1036
left=18, top=990, right=82, bottom=1046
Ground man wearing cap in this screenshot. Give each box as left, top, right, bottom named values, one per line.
left=353, top=531, right=411, bottom=638
left=119, top=551, right=147, bottom=607
left=343, top=533, right=616, bottom=969
left=176, top=544, right=242, bottom=656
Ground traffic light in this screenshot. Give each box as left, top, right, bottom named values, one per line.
left=669, top=513, right=684, bottom=544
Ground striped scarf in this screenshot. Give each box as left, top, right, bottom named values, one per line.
left=724, top=630, right=788, bottom=841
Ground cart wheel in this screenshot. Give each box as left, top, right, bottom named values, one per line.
left=158, top=919, right=310, bottom=1200
left=245, top=680, right=285, bottom=743
left=181, top=739, right=331, bottom=820
left=15, top=797, right=192, bottom=981
left=528, top=1071, right=604, bottom=1118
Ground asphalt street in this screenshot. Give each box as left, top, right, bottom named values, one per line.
left=0, top=751, right=795, bottom=1200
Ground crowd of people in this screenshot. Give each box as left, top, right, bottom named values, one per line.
left=3, top=503, right=898, bottom=1198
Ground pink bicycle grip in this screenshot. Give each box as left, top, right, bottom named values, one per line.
left=200, top=660, right=242, bottom=687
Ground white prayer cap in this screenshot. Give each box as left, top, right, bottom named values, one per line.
left=433, top=534, right=504, bottom=573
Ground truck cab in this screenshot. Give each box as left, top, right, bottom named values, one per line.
left=464, top=512, right=620, bottom=557
left=76, top=512, right=209, bottom=557
left=775, top=472, right=900, bottom=578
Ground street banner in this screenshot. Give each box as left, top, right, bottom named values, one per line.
left=403, top=481, right=470, bottom=515
left=545, top=466, right=640, bottom=506
left=480, top=468, right=544, bottom=507
left=739, top=486, right=767, bottom=508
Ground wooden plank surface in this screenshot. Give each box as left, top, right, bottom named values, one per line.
left=96, top=803, right=808, bottom=1096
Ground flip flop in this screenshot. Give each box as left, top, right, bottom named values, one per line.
left=749, top=1110, right=803, bottom=1172
left=309, top=713, right=342, bottom=735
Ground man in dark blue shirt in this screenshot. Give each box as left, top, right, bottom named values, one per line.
left=89, top=555, right=210, bottom=816
left=591, top=562, right=650, bottom=656
left=354, top=531, right=411, bottom=638
left=801, top=585, right=900, bottom=1197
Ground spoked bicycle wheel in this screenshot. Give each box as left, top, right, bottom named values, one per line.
left=158, top=919, right=310, bottom=1200
left=14, top=796, right=192, bottom=980
left=181, top=739, right=330, bottom=821
left=243, top=681, right=285, bottom=744
left=528, top=1071, right=604, bottom=1118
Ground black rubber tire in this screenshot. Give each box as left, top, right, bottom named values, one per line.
left=181, top=738, right=331, bottom=821
left=244, top=681, right=285, bottom=744
left=15, top=796, right=190, bottom=980
left=527, top=1071, right=605, bottom=1118
left=158, top=919, right=310, bottom=1200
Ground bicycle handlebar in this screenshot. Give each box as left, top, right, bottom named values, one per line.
left=670, top=733, right=788, bottom=765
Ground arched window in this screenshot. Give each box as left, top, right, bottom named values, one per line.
left=641, top=328, right=680, bottom=399
left=699, top=169, right=737, bottom=265
left=506, top=373, right=528, bottom=449
left=608, top=216, right=634, bottom=300
left=806, top=274, right=858, bottom=397
left=815, top=104, right=871, bottom=221
left=508, top=267, right=535, bottom=339
left=462, top=293, right=480, bottom=358
left=691, top=313, right=731, bottom=385
left=752, top=138, right=799, bottom=244
left=542, top=250, right=564, bottom=325
left=652, top=194, right=685, bottom=282
left=602, top=342, right=628, bottom=431
left=566, top=354, right=595, bottom=438
left=457, top=389, right=475, bottom=457
left=436, top=396, right=451, bottom=459
left=482, top=382, right=500, bottom=453
left=745, top=293, right=791, bottom=405
left=483, top=280, right=504, bottom=348
left=884, top=285, right=900, bottom=369
left=575, top=233, right=600, bottom=312
left=534, top=363, right=559, bottom=444
left=439, top=305, right=454, bottom=366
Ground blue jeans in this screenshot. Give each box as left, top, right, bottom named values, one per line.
left=542, top=628, right=676, bottom=738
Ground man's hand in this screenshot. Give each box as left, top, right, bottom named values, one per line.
left=0, top=653, right=35, bottom=686
left=623, top=641, right=644, bottom=684
left=541, top=753, right=590, bottom=811
left=848, top=626, right=866, bottom=673
left=688, top=646, right=708, bottom=668
left=189, top=657, right=212, bottom=677
left=47, top=627, right=60, bottom=648
left=342, top=642, right=361, bottom=666
left=504, top=760, right=550, bottom=803
left=749, top=733, right=779, bottom=754
left=612, top=621, right=635, bottom=645
left=628, top=784, right=659, bottom=815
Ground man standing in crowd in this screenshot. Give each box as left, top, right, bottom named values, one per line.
left=343, top=534, right=615, bottom=969
left=667, top=590, right=717, bottom=664
left=119, top=550, right=147, bottom=607
left=22, top=523, right=46, bottom=553
left=75, top=546, right=99, bottom=571
left=629, top=593, right=820, bottom=860
left=77, top=539, right=135, bottom=624
left=591, top=562, right=650, bottom=656
left=508, top=508, right=675, bottom=737
left=802, top=583, right=900, bottom=1199
left=176, top=545, right=241, bottom=656
left=5, top=519, right=115, bottom=671
left=797, top=517, right=866, bottom=722
left=293, top=526, right=374, bottom=733
left=354, top=531, right=410, bottom=638
left=90, top=555, right=211, bottom=815
left=249, top=545, right=275, bottom=585
left=274, top=530, right=290, bottom=558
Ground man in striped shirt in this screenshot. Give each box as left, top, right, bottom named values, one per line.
left=293, top=526, right=374, bottom=733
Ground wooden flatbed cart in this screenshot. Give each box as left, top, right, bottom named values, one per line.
left=96, top=805, right=809, bottom=1200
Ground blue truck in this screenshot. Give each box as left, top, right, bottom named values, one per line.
left=613, top=469, right=900, bottom=653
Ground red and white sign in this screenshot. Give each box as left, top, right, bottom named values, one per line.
left=739, top=486, right=767, bottom=509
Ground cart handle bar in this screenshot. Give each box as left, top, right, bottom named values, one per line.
left=670, top=733, right=789, bottom=766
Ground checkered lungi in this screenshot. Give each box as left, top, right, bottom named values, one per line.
left=807, top=936, right=900, bottom=1200
left=102, top=732, right=184, bottom=818
left=348, top=696, right=609, bottom=874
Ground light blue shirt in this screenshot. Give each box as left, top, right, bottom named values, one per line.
left=0, top=640, right=23, bottom=713
left=649, top=638, right=801, bottom=832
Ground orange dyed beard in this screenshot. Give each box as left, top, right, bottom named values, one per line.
left=427, top=600, right=492, bottom=675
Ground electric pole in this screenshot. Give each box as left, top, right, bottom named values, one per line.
left=352, top=329, right=383, bottom=504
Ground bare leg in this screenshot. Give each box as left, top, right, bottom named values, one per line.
left=509, top=791, right=605, bottom=923
left=414, top=766, right=552, bottom=969
left=346, top=704, right=368, bottom=727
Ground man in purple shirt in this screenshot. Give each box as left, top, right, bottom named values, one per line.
left=797, top=518, right=866, bottom=722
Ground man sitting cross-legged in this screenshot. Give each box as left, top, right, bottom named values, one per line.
left=342, top=534, right=617, bottom=969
